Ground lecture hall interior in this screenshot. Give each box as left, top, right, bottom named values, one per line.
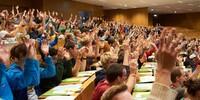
left=0, top=0, right=200, bottom=100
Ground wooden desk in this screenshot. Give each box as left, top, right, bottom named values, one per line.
left=74, top=75, right=95, bottom=100
left=39, top=73, right=96, bottom=100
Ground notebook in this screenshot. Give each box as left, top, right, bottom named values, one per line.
left=45, top=96, right=75, bottom=100
left=132, top=92, right=150, bottom=100
left=134, top=83, right=153, bottom=92
left=139, top=76, right=155, bottom=83
left=42, top=84, right=82, bottom=96
left=77, top=71, right=96, bottom=77
left=62, top=77, right=89, bottom=83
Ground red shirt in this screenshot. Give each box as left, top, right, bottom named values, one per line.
left=145, top=47, right=156, bottom=57
left=92, top=80, right=111, bottom=100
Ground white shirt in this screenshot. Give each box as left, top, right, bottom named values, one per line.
left=0, top=30, right=8, bottom=38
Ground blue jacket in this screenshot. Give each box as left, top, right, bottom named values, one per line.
left=37, top=36, right=58, bottom=48
left=40, top=56, right=56, bottom=79
left=35, top=56, right=56, bottom=96
left=6, top=58, right=40, bottom=100
left=0, top=63, right=13, bottom=100
left=95, top=69, right=106, bottom=86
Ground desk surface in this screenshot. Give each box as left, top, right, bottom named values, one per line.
left=39, top=71, right=96, bottom=100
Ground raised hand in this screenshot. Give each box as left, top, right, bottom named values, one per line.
left=0, top=44, right=9, bottom=64
left=16, top=5, right=19, bottom=10
left=48, top=10, right=51, bottom=16
left=27, top=41, right=36, bottom=59
left=52, top=11, right=55, bottom=16
left=123, top=38, right=130, bottom=51
left=23, top=10, right=27, bottom=17
left=36, top=9, right=39, bottom=13
left=156, top=28, right=181, bottom=71
left=11, top=6, right=15, bottom=15
left=55, top=12, right=58, bottom=16
left=31, top=9, right=35, bottom=15
left=57, top=47, right=65, bottom=59
left=63, top=50, right=71, bottom=60
left=24, top=39, right=34, bottom=49
left=79, top=46, right=89, bottom=58
left=41, top=40, right=49, bottom=56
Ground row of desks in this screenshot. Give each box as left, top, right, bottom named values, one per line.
left=39, top=70, right=98, bottom=100
left=132, top=62, right=156, bottom=99
left=38, top=62, right=158, bottom=100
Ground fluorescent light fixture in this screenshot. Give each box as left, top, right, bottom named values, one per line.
left=174, top=11, right=177, bottom=13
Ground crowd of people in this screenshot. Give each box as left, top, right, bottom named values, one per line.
left=0, top=6, right=200, bottom=100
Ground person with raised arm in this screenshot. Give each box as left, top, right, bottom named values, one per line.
left=148, top=28, right=182, bottom=100
left=6, top=40, right=40, bottom=100
left=0, top=44, right=13, bottom=100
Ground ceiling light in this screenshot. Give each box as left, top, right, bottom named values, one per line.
left=153, top=14, right=158, bottom=17
left=124, top=4, right=127, bottom=7
left=174, top=11, right=177, bottom=13
left=151, top=9, right=154, bottom=11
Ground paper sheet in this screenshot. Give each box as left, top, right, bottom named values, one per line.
left=134, top=83, right=153, bottom=92
left=45, top=96, right=75, bottom=100
left=139, top=76, right=155, bottom=83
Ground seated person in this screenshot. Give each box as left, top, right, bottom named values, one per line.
left=184, top=79, right=200, bottom=100
left=0, top=52, right=13, bottom=100
left=37, top=47, right=64, bottom=94
left=101, top=84, right=132, bottom=100
left=170, top=67, right=186, bottom=100
left=148, top=28, right=180, bottom=100
left=38, top=41, right=88, bottom=94
left=95, top=52, right=118, bottom=85
left=63, top=40, right=87, bottom=79
left=92, top=63, right=134, bottom=100
left=6, top=43, right=40, bottom=100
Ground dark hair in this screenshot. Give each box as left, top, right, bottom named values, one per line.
left=117, top=49, right=124, bottom=64
left=101, top=84, right=128, bottom=100
left=64, top=40, right=75, bottom=49
left=10, top=43, right=28, bottom=61
left=106, top=63, right=124, bottom=83
left=171, top=67, right=182, bottom=83
left=107, top=36, right=115, bottom=45
left=184, top=79, right=200, bottom=97
left=49, top=48, right=58, bottom=57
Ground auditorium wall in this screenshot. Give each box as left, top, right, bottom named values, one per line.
left=0, top=0, right=43, bottom=11
left=0, top=0, right=103, bottom=19
left=157, top=13, right=200, bottom=31
left=42, top=0, right=104, bottom=19
left=104, top=8, right=149, bottom=26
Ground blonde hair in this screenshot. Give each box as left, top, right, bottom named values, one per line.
left=80, top=35, right=90, bottom=46
left=100, top=52, right=118, bottom=68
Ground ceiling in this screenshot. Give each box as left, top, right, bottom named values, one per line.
left=73, top=0, right=200, bottom=14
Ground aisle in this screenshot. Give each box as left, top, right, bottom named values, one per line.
left=132, top=62, right=157, bottom=100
